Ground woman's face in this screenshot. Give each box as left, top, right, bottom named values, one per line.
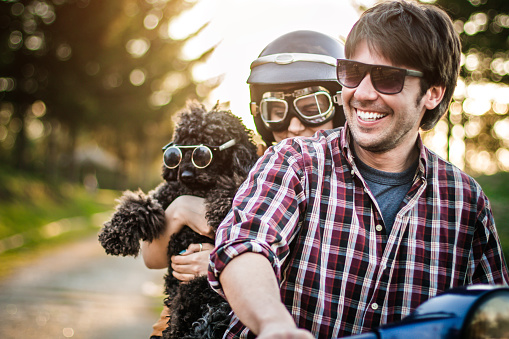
left=272, top=117, right=334, bottom=142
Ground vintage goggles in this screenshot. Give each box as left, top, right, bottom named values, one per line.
left=162, top=139, right=236, bottom=169
left=336, top=59, right=424, bottom=95
left=254, top=86, right=335, bottom=131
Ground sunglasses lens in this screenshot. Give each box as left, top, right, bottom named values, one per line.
left=337, top=60, right=366, bottom=88
left=163, top=147, right=181, bottom=169
left=192, top=146, right=213, bottom=168
left=372, top=66, right=405, bottom=94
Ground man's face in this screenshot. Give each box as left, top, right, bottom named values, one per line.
left=341, top=40, right=428, bottom=154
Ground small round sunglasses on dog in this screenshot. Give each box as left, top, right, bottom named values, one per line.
left=336, top=59, right=424, bottom=95
left=162, top=139, right=236, bottom=169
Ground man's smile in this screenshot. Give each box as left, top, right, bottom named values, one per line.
left=356, top=108, right=387, bottom=122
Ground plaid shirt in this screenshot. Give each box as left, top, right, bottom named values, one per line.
left=208, top=126, right=509, bottom=338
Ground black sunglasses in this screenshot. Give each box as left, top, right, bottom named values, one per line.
left=162, top=139, right=236, bottom=169
left=336, top=59, right=424, bottom=95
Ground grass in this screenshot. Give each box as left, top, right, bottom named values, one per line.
left=474, top=171, right=509, bottom=261
left=0, top=168, right=115, bottom=238
left=0, top=166, right=117, bottom=278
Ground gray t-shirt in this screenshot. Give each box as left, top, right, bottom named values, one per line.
left=355, top=156, right=418, bottom=233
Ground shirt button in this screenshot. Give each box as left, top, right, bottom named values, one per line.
left=376, top=224, right=383, bottom=232
left=371, top=303, right=379, bottom=310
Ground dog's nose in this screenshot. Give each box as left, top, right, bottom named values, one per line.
left=180, top=169, right=195, bottom=183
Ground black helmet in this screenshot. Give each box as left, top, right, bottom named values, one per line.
left=248, top=30, right=345, bottom=145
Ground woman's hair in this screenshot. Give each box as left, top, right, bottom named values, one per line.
left=345, top=0, right=461, bottom=130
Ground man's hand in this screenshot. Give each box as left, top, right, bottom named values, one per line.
left=171, top=242, right=214, bottom=281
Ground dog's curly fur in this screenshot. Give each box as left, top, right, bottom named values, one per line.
left=98, top=101, right=259, bottom=339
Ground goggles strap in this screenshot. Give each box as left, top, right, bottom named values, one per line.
left=333, top=91, right=343, bottom=106
left=250, top=102, right=259, bottom=117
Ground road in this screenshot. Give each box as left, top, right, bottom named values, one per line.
left=0, top=234, right=166, bottom=339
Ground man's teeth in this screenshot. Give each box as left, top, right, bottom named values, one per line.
left=357, top=110, right=386, bottom=121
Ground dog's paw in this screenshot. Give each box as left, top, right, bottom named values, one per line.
left=98, top=190, right=166, bottom=256
left=98, top=218, right=141, bottom=256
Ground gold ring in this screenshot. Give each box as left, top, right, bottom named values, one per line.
left=199, top=243, right=203, bottom=252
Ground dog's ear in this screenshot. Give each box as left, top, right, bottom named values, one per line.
left=231, top=142, right=259, bottom=180
left=215, top=111, right=259, bottom=179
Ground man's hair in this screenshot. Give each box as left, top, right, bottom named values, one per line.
left=345, top=0, right=461, bottom=130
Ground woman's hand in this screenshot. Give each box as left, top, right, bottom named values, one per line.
left=171, top=242, right=214, bottom=281
left=141, top=195, right=213, bottom=269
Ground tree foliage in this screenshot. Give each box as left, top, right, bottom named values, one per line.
left=436, top=0, right=509, bottom=83
left=430, top=0, right=509, bottom=175
left=0, top=0, right=216, bottom=188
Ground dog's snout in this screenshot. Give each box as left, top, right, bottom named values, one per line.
left=180, top=169, right=195, bottom=183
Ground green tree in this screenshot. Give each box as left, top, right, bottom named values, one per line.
left=0, top=0, right=216, bottom=188
left=430, top=0, right=509, bottom=175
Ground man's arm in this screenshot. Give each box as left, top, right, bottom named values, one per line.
left=471, top=195, right=509, bottom=285
left=220, top=252, right=313, bottom=339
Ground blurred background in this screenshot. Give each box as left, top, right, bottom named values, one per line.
left=0, top=0, right=508, bottom=338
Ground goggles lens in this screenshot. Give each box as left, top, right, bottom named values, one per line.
left=294, top=92, right=333, bottom=122
left=259, top=86, right=334, bottom=129
left=260, top=99, right=288, bottom=124
left=336, top=59, right=424, bottom=95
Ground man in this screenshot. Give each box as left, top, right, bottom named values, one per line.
left=208, top=1, right=509, bottom=338
left=142, top=30, right=346, bottom=339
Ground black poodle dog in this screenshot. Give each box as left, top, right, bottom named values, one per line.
left=98, top=101, right=259, bottom=339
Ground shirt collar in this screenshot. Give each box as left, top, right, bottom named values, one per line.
left=339, top=122, right=355, bottom=166
left=339, top=122, right=427, bottom=180
left=415, top=134, right=428, bottom=181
